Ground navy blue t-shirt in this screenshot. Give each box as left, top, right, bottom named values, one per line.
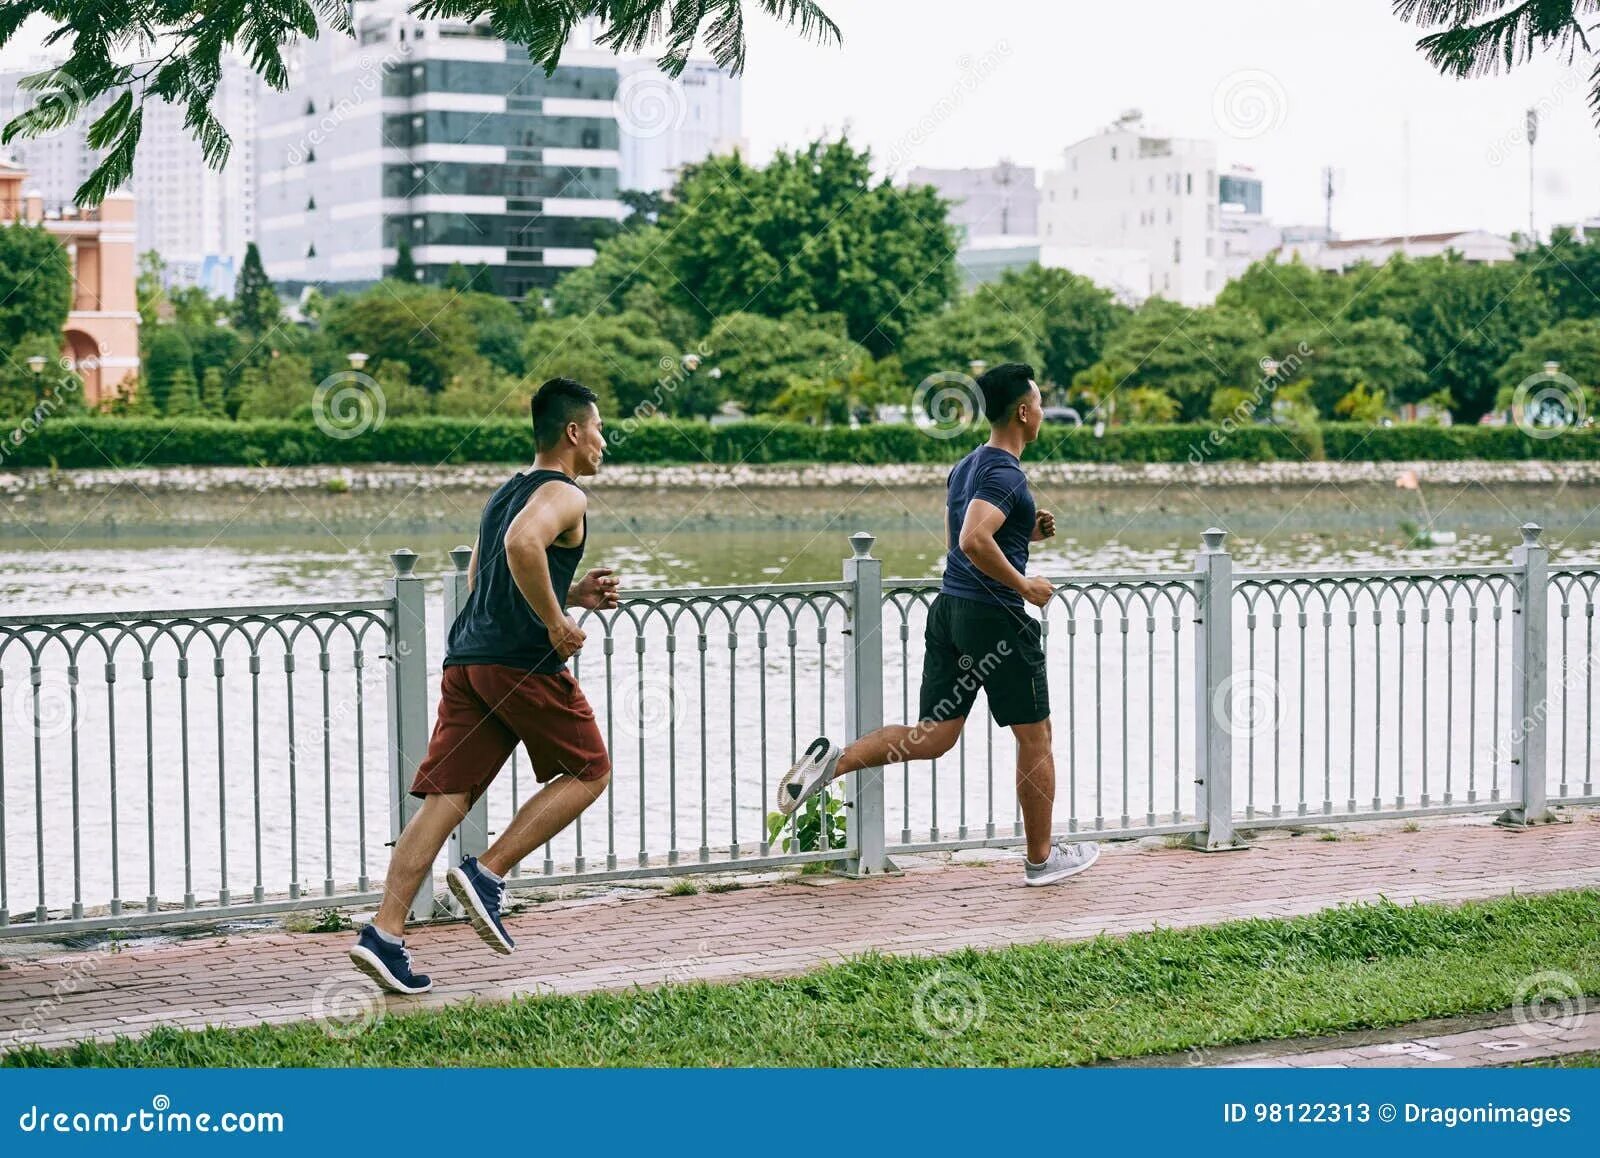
left=940, top=445, right=1035, bottom=608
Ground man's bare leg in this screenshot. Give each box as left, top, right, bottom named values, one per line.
left=479, top=770, right=611, bottom=877
left=832, top=718, right=964, bottom=777
left=1011, top=719, right=1055, bottom=863
left=373, top=791, right=472, bottom=938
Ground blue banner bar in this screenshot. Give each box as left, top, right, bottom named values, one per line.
left=2, top=1068, right=1593, bottom=1153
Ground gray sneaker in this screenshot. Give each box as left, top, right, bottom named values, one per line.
left=776, top=736, right=843, bottom=817
left=1023, top=841, right=1100, bottom=886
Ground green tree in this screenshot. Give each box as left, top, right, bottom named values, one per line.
left=972, top=265, right=1128, bottom=388
left=0, top=333, right=67, bottom=421
left=141, top=326, right=195, bottom=413
left=321, top=284, right=481, bottom=392
left=898, top=296, right=1045, bottom=390
left=1334, top=382, right=1388, bottom=423
left=1518, top=228, right=1600, bottom=321
left=704, top=311, right=864, bottom=414
left=660, top=140, right=958, bottom=356
left=236, top=355, right=312, bottom=419
left=1373, top=255, right=1552, bottom=420
left=136, top=250, right=169, bottom=328
left=232, top=242, right=279, bottom=334
left=1217, top=255, right=1348, bottom=333
left=0, top=223, right=71, bottom=347
left=391, top=237, right=418, bottom=284
left=0, top=2, right=840, bottom=204
left=199, top=366, right=227, bottom=417
left=548, top=225, right=677, bottom=318
left=1078, top=301, right=1266, bottom=421
left=162, top=366, right=200, bottom=416
left=1267, top=318, right=1427, bottom=417
left=1494, top=318, right=1600, bottom=413
left=453, top=291, right=526, bottom=375
left=522, top=312, right=673, bottom=418
left=1393, top=3, right=1600, bottom=133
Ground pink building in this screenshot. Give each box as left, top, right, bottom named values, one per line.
left=0, top=158, right=140, bottom=405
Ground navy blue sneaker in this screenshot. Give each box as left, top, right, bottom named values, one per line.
left=447, top=856, right=515, bottom=954
left=348, top=925, right=432, bottom=995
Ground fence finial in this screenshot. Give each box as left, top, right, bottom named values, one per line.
left=1519, top=522, right=1543, bottom=547
left=449, top=544, right=473, bottom=572
left=1200, top=527, right=1229, bottom=552
left=389, top=548, right=419, bottom=577
left=849, top=531, right=876, bottom=558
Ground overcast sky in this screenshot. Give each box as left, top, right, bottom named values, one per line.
left=738, top=0, right=1600, bottom=239
left=5, top=0, right=1598, bottom=239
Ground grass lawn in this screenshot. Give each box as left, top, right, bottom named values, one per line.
left=6, top=890, right=1599, bottom=1067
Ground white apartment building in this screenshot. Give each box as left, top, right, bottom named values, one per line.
left=1277, top=230, right=1516, bottom=270
left=616, top=57, right=743, bottom=194
left=1040, top=112, right=1222, bottom=304
left=908, top=161, right=1039, bottom=241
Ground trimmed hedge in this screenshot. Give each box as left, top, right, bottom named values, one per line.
left=3, top=416, right=1598, bottom=469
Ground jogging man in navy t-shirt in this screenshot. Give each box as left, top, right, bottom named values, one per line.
left=778, top=363, right=1099, bottom=886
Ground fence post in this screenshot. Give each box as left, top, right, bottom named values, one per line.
left=843, top=531, right=893, bottom=876
left=1499, top=522, right=1555, bottom=828
left=443, top=545, right=489, bottom=899
left=1190, top=528, right=1243, bottom=852
left=385, top=547, right=434, bottom=922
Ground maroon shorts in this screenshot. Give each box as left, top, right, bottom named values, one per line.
left=409, top=663, right=610, bottom=803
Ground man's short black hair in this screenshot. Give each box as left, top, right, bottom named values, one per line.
left=976, top=362, right=1037, bottom=425
left=531, top=377, right=599, bottom=450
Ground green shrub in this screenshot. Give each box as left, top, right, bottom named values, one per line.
left=3, top=417, right=1597, bottom=469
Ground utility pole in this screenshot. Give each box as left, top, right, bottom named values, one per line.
left=1322, top=165, right=1336, bottom=236
left=1526, top=107, right=1539, bottom=243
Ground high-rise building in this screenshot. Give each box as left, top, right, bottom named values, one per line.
left=1040, top=111, right=1223, bottom=304
left=908, top=161, right=1038, bottom=240
left=256, top=3, right=627, bottom=300
left=1, top=56, right=259, bottom=295
left=617, top=57, right=743, bottom=193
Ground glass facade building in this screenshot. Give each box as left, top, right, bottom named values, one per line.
left=256, top=4, right=627, bottom=300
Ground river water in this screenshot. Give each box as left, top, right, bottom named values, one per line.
left=2, top=471, right=1597, bottom=923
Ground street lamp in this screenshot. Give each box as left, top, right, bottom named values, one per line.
left=26, top=354, right=46, bottom=399
left=347, top=351, right=369, bottom=372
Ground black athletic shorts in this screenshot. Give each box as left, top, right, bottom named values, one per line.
left=917, top=592, right=1049, bottom=728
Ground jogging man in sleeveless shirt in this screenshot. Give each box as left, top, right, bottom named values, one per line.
left=349, top=378, right=618, bottom=994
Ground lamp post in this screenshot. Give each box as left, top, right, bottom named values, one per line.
left=26, top=354, right=46, bottom=400
left=347, top=351, right=369, bottom=372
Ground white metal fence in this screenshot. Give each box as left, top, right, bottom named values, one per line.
left=0, top=524, right=1589, bottom=937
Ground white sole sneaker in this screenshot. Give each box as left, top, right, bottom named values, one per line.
left=348, top=944, right=432, bottom=995
left=1024, top=842, right=1101, bottom=886
left=776, top=737, right=841, bottom=817
left=447, top=867, right=515, bottom=955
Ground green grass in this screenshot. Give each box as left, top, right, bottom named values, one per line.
left=6, top=890, right=1598, bottom=1068
left=1517, top=1049, right=1600, bottom=1068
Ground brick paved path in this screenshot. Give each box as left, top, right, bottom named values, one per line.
left=2, top=814, right=1596, bottom=1057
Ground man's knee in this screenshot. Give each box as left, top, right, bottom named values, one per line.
left=914, top=717, right=963, bottom=759
left=1013, top=717, right=1053, bottom=750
